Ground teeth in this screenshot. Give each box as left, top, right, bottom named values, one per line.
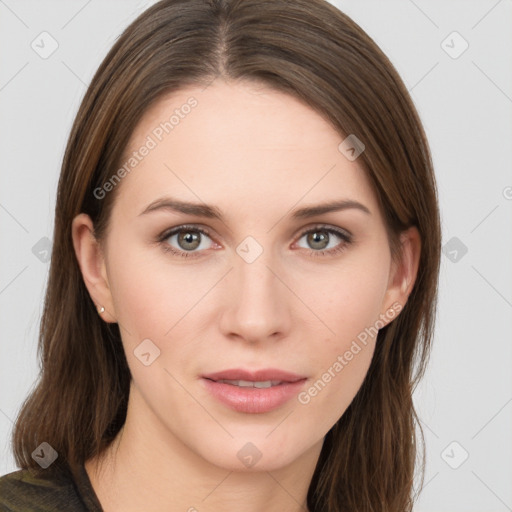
left=217, top=379, right=282, bottom=388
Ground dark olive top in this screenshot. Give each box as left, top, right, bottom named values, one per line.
left=0, top=463, right=103, bottom=511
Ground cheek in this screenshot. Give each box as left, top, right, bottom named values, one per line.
left=107, top=241, right=190, bottom=335
left=105, top=246, right=202, bottom=409
left=292, top=255, right=389, bottom=427
left=295, top=251, right=390, bottom=347
left=105, top=242, right=216, bottom=376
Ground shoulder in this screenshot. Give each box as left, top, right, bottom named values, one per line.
left=0, top=465, right=89, bottom=512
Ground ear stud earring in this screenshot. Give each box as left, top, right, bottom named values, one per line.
left=97, top=306, right=105, bottom=314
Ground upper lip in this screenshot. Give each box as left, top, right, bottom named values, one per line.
left=202, top=368, right=307, bottom=383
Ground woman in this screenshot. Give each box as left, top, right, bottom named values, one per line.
left=0, top=0, right=441, bottom=510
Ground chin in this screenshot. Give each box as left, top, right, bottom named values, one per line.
left=197, top=436, right=307, bottom=474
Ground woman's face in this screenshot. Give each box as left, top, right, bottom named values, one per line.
left=75, top=79, right=416, bottom=472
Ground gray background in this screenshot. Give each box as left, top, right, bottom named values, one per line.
left=1, top=1, right=511, bottom=510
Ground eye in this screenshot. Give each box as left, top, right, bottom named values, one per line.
left=157, top=225, right=215, bottom=258
left=157, top=223, right=353, bottom=259
left=295, top=225, right=353, bottom=257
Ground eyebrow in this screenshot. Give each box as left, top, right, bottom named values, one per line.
left=139, top=197, right=371, bottom=220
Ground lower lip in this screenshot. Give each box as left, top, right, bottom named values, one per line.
left=201, top=378, right=308, bottom=414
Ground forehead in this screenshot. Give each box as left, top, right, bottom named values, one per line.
left=113, top=79, right=379, bottom=222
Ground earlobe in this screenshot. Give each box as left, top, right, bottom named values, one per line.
left=71, top=213, right=117, bottom=323
left=380, top=226, right=421, bottom=325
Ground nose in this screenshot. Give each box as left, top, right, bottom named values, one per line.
left=218, top=249, right=291, bottom=344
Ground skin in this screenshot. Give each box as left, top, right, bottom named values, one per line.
left=72, top=79, right=420, bottom=512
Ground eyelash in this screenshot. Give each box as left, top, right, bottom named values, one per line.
left=157, top=224, right=353, bottom=259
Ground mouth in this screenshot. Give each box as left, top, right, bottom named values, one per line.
left=200, top=368, right=308, bottom=414
left=201, top=368, right=306, bottom=384
left=208, top=379, right=287, bottom=388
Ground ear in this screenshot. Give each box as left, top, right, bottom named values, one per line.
left=71, top=213, right=117, bottom=323
left=379, top=226, right=421, bottom=326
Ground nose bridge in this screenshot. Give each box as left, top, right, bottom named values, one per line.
left=234, top=231, right=276, bottom=283
left=222, top=235, right=290, bottom=341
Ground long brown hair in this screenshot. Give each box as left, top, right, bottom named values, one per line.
left=11, top=1, right=441, bottom=510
